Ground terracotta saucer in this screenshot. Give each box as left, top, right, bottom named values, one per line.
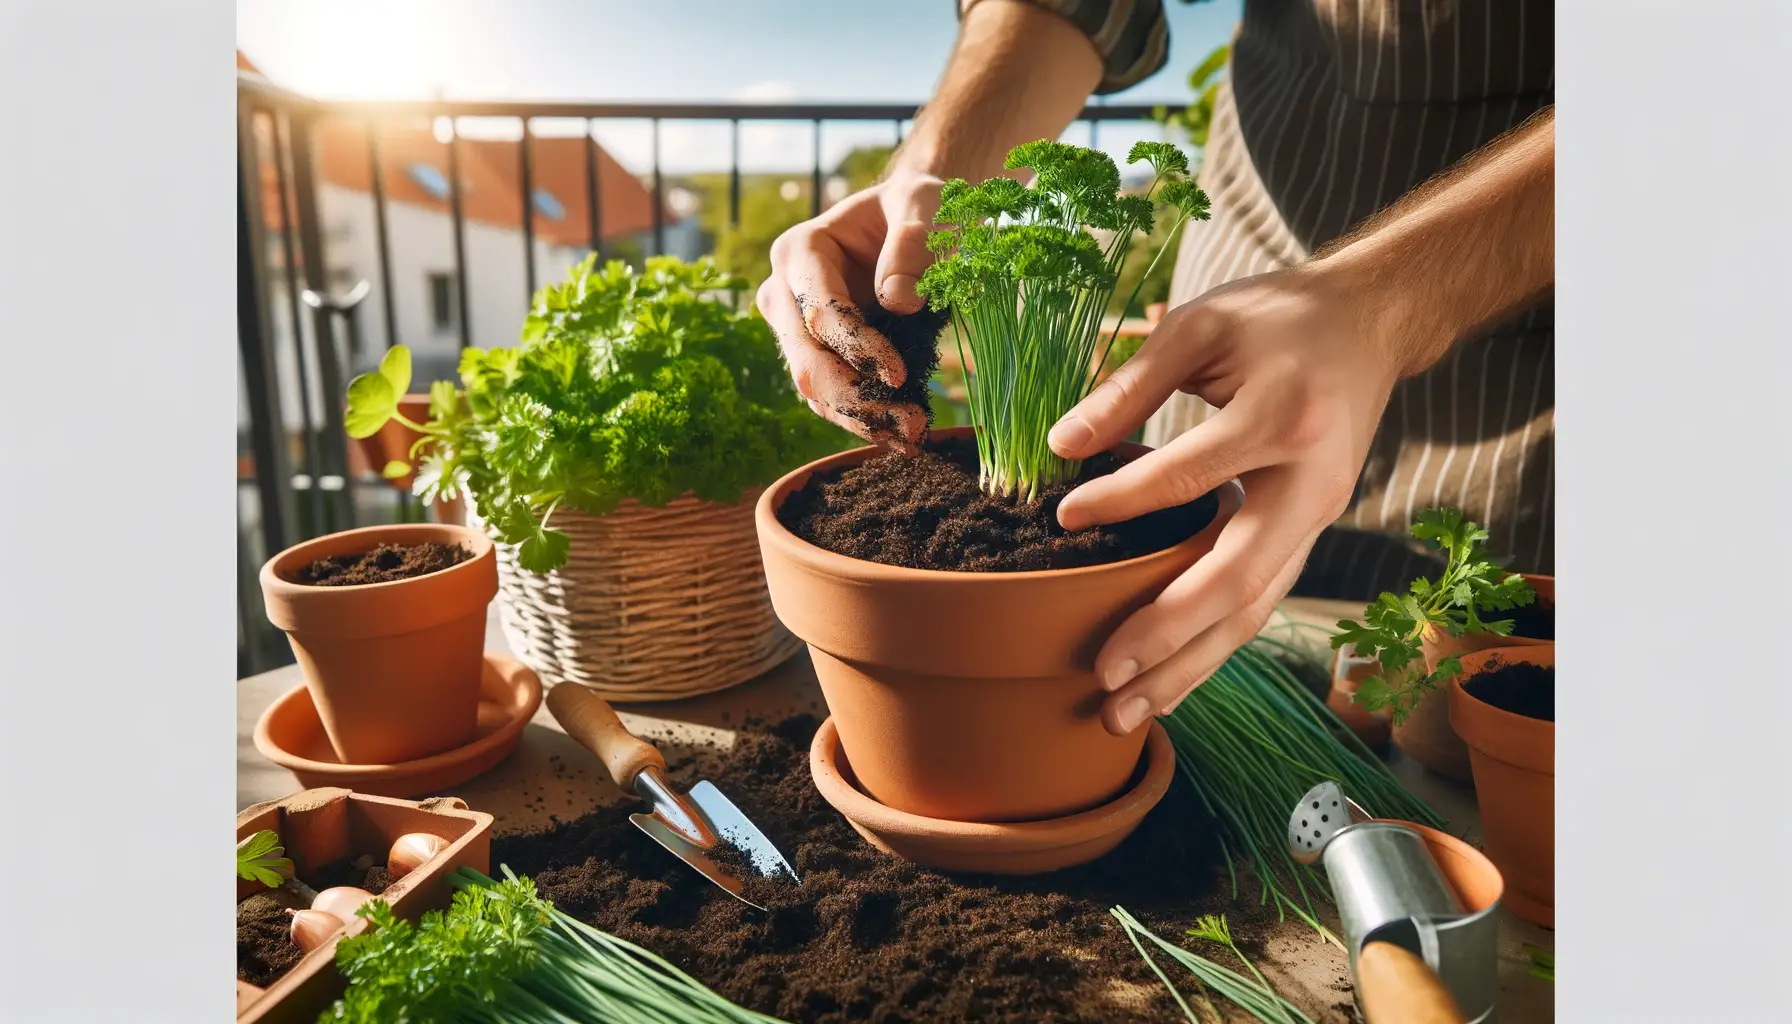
left=809, top=716, right=1175, bottom=875
left=254, top=653, right=542, bottom=798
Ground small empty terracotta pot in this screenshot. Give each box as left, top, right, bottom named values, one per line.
left=1449, top=644, right=1555, bottom=927
left=260, top=523, right=497, bottom=764
left=1398, top=574, right=1555, bottom=781
left=810, top=716, right=1175, bottom=874
left=757, top=426, right=1242, bottom=823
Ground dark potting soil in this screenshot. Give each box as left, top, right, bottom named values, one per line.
left=847, top=305, right=950, bottom=432
left=1503, top=599, right=1556, bottom=641
left=1463, top=661, right=1555, bottom=722
left=290, top=541, right=470, bottom=586
left=493, top=715, right=1338, bottom=1024
left=235, top=863, right=395, bottom=987
left=777, top=435, right=1220, bottom=572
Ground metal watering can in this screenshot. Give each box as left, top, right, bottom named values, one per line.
left=1288, top=781, right=1503, bottom=1024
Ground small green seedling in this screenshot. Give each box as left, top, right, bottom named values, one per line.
left=237, top=829, right=295, bottom=888
left=1330, top=508, right=1536, bottom=725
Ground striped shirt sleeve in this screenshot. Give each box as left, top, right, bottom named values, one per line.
left=959, top=0, right=1171, bottom=94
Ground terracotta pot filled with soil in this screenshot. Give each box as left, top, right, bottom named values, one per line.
left=1449, top=645, right=1555, bottom=928
left=756, top=426, right=1241, bottom=835
left=235, top=788, right=493, bottom=1024
left=1398, top=573, right=1555, bottom=781
left=260, top=523, right=497, bottom=764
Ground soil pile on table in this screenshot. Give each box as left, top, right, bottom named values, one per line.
left=290, top=541, right=470, bottom=586
left=236, top=863, right=395, bottom=987
left=1464, top=661, right=1555, bottom=721
left=777, top=435, right=1219, bottom=572
left=495, top=715, right=1332, bottom=1023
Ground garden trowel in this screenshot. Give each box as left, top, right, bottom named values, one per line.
left=545, top=683, right=800, bottom=910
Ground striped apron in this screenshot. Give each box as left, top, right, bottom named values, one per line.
left=1144, top=0, right=1556, bottom=600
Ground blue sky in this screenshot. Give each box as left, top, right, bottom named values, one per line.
left=237, top=0, right=1242, bottom=175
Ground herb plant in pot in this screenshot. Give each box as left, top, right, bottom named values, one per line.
left=1331, top=508, right=1539, bottom=782
left=758, top=142, right=1234, bottom=841
left=1450, top=645, right=1556, bottom=927
left=347, top=256, right=848, bottom=701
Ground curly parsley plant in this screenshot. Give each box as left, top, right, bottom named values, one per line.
left=915, top=140, right=1210, bottom=501
left=345, top=255, right=847, bottom=573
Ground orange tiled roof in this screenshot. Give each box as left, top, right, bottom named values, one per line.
left=240, top=50, right=661, bottom=246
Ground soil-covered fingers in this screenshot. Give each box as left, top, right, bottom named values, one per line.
left=1056, top=400, right=1271, bottom=531
left=1092, top=465, right=1333, bottom=695
left=761, top=275, right=925, bottom=452
left=772, top=225, right=907, bottom=388
left=1102, top=534, right=1316, bottom=734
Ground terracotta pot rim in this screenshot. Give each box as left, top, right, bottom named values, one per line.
left=260, top=521, right=495, bottom=597
left=757, top=427, right=1246, bottom=586
left=253, top=653, right=542, bottom=774
left=1448, top=645, right=1555, bottom=773
left=1372, top=818, right=1506, bottom=913
left=809, top=715, right=1175, bottom=844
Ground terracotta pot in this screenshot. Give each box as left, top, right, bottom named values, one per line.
left=260, top=523, right=498, bottom=764
left=756, top=426, right=1243, bottom=823
left=351, top=393, right=431, bottom=490
left=1450, top=645, right=1555, bottom=928
left=234, top=787, right=493, bottom=1023
left=1396, top=573, right=1555, bottom=781
left=1328, top=645, right=1392, bottom=749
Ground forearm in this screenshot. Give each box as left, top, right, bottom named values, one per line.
left=1319, top=105, right=1556, bottom=378
left=890, top=0, right=1102, bottom=183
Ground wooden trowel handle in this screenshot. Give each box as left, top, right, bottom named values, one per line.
left=1358, top=941, right=1466, bottom=1024
left=545, top=684, right=665, bottom=790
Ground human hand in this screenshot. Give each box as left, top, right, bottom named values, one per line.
left=1048, top=265, right=1405, bottom=735
left=756, top=170, right=946, bottom=454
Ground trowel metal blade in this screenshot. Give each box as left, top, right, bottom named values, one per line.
left=689, top=780, right=802, bottom=883
left=629, top=812, right=766, bottom=911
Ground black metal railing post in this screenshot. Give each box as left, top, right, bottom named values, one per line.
left=811, top=120, right=823, bottom=217
left=445, top=117, right=473, bottom=350
left=519, top=117, right=537, bottom=298
left=729, top=118, right=741, bottom=229
left=366, top=120, right=399, bottom=351
left=268, top=111, right=326, bottom=533
left=651, top=117, right=664, bottom=257
left=286, top=109, right=357, bottom=533
left=585, top=120, right=603, bottom=260
left=237, top=99, right=295, bottom=562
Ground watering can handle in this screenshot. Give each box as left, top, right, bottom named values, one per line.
left=1357, top=940, right=1466, bottom=1024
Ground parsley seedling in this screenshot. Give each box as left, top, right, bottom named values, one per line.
left=1330, top=508, right=1536, bottom=724
left=916, top=140, right=1210, bottom=500
left=236, top=829, right=294, bottom=888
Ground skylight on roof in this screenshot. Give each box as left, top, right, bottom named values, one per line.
left=532, top=189, right=566, bottom=221
left=407, top=163, right=451, bottom=199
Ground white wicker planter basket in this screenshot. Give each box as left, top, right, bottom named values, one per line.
left=470, top=491, right=800, bottom=701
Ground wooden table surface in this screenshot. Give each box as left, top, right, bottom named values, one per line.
left=237, top=598, right=1554, bottom=1022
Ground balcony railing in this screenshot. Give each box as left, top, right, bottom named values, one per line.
left=235, top=70, right=1182, bottom=676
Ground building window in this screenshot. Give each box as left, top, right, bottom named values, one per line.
left=532, top=189, right=566, bottom=221
left=408, top=162, right=452, bottom=200
left=428, top=272, right=457, bottom=334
